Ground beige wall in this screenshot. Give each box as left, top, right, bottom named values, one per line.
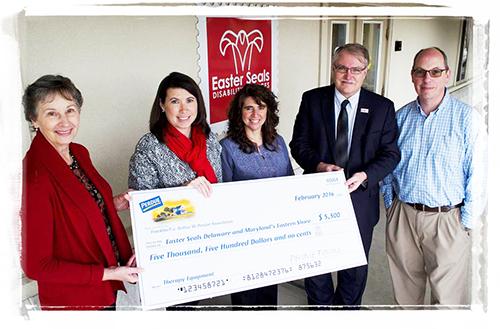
left=21, top=16, right=200, bottom=172
left=20, top=15, right=467, bottom=230
left=276, top=19, right=321, bottom=150
left=20, top=16, right=321, bottom=229
left=385, top=17, right=462, bottom=109
left=21, top=16, right=200, bottom=228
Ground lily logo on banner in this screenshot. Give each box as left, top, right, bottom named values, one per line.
left=219, top=29, right=264, bottom=74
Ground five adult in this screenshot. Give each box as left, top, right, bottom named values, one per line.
left=22, top=46, right=483, bottom=310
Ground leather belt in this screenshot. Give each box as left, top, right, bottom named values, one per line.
left=406, top=202, right=464, bottom=213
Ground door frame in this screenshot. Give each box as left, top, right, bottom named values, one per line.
left=319, top=17, right=390, bottom=96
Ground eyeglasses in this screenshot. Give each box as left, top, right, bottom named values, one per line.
left=334, top=65, right=367, bottom=75
left=411, top=67, right=448, bottom=78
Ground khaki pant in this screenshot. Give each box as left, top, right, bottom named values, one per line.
left=386, top=199, right=471, bottom=305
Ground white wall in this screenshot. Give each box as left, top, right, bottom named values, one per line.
left=385, top=17, right=462, bottom=109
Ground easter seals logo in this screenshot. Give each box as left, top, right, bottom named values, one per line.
left=205, top=17, right=272, bottom=124
left=140, top=196, right=163, bottom=213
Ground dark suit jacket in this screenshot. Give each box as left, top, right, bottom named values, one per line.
left=290, top=86, right=400, bottom=235
left=21, top=133, right=133, bottom=310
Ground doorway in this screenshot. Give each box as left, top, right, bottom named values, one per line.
left=320, top=18, right=389, bottom=96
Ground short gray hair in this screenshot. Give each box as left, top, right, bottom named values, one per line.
left=412, top=47, right=449, bottom=69
left=332, top=43, right=370, bottom=67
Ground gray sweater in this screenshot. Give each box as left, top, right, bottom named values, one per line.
left=128, top=132, right=222, bottom=190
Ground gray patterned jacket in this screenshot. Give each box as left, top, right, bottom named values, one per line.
left=128, top=132, right=222, bottom=190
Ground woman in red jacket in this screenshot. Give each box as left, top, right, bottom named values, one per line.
left=21, top=75, right=141, bottom=310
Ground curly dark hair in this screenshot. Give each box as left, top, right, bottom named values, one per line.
left=227, top=83, right=279, bottom=154
left=149, top=72, right=210, bottom=141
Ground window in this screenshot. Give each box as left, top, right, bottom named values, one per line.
left=321, top=18, right=388, bottom=95
left=362, top=22, right=383, bottom=92
left=329, top=22, right=349, bottom=85
left=456, top=18, right=471, bottom=83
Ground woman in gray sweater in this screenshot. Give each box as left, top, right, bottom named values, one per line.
left=129, top=72, right=222, bottom=195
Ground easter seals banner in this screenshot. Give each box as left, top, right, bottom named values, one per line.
left=197, top=17, right=278, bottom=134
left=129, top=172, right=366, bottom=309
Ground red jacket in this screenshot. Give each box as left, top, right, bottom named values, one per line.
left=21, top=133, right=133, bottom=310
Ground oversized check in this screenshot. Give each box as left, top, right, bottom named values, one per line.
left=129, top=171, right=366, bottom=309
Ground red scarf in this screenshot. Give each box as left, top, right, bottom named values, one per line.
left=163, top=125, right=218, bottom=183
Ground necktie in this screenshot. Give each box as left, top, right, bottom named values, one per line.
left=335, top=99, right=349, bottom=170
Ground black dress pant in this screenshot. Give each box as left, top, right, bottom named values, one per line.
left=304, top=264, right=369, bottom=308
left=231, top=284, right=278, bottom=310
left=304, top=220, right=375, bottom=309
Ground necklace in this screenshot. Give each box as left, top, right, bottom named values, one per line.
left=68, top=152, right=78, bottom=169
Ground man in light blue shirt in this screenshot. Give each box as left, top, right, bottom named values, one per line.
left=380, top=47, right=486, bottom=306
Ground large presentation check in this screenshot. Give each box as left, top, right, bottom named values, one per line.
left=129, top=172, right=366, bottom=309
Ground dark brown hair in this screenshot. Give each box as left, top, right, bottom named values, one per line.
left=227, top=83, right=279, bottom=154
left=149, top=72, right=210, bottom=141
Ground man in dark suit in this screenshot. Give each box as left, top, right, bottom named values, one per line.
left=290, top=43, right=400, bottom=307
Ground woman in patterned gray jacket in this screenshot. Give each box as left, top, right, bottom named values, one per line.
left=129, top=72, right=222, bottom=196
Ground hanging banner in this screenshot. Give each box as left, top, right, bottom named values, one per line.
left=197, top=17, right=278, bottom=134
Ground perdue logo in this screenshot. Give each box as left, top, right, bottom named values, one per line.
left=140, top=196, right=163, bottom=213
